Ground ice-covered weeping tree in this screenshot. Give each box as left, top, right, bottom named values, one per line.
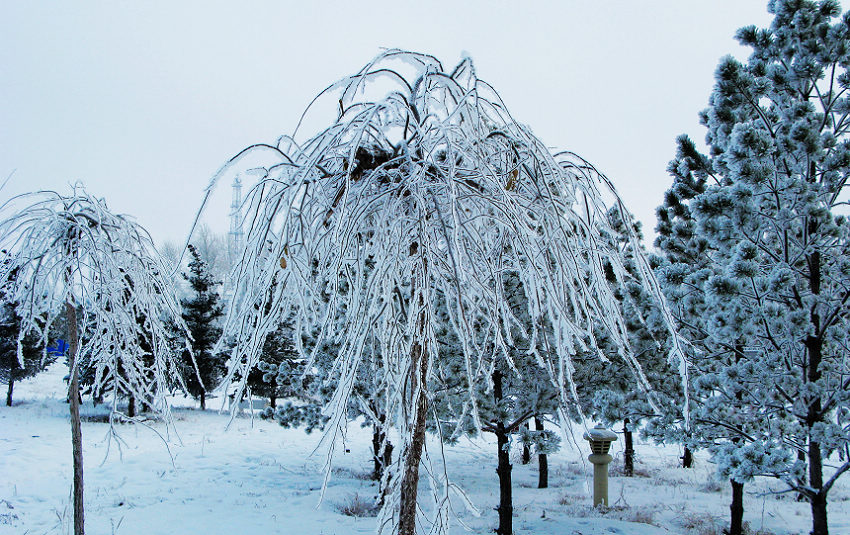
left=206, top=50, right=686, bottom=535
left=0, top=188, right=189, bottom=535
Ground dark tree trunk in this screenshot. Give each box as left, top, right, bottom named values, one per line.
left=377, top=439, right=394, bottom=507
left=66, top=301, right=85, bottom=535
left=493, top=371, right=512, bottom=535
left=495, top=426, right=512, bottom=535
left=729, top=479, right=744, bottom=535
left=521, top=421, right=531, bottom=465
left=808, top=438, right=829, bottom=535
left=804, top=289, right=829, bottom=535
left=623, top=418, right=634, bottom=477
left=372, top=413, right=393, bottom=506
left=811, top=487, right=828, bottom=535
left=727, top=344, right=746, bottom=535
left=372, top=419, right=386, bottom=481
left=127, top=394, right=136, bottom=418
left=398, top=327, right=428, bottom=535
left=200, top=390, right=206, bottom=411
left=803, top=232, right=829, bottom=535
left=384, top=440, right=393, bottom=477
left=681, top=446, right=693, bottom=468
left=269, top=395, right=276, bottom=409
left=6, top=376, right=13, bottom=407
left=796, top=449, right=808, bottom=502
left=535, top=417, right=548, bottom=489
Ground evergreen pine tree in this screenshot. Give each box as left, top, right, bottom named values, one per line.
left=178, top=244, right=226, bottom=410
left=656, top=2, right=850, bottom=533
left=250, top=320, right=299, bottom=409
left=0, top=267, right=50, bottom=406
left=431, top=275, right=560, bottom=535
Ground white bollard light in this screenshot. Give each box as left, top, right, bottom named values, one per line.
left=583, top=424, right=618, bottom=506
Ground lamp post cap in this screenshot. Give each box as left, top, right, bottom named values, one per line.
left=583, top=424, right=618, bottom=442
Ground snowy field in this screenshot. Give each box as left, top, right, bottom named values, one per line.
left=2, top=364, right=848, bottom=535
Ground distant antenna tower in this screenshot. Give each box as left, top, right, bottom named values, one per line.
left=228, top=174, right=244, bottom=266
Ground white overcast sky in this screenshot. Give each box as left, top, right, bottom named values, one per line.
left=0, top=1, right=774, bottom=247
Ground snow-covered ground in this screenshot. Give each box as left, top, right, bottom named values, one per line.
left=2, top=364, right=848, bottom=535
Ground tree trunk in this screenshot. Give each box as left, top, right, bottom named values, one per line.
left=5, top=376, right=13, bottom=407
left=372, top=413, right=394, bottom=506
left=729, top=479, right=744, bottom=535
left=681, top=446, right=693, bottom=468
left=623, top=418, right=634, bottom=477
left=808, top=438, right=829, bottom=535
left=378, top=438, right=394, bottom=508
left=398, top=331, right=428, bottom=535
left=810, top=488, right=828, bottom=535
left=803, top=231, right=829, bottom=535
left=535, top=417, right=548, bottom=489
left=127, top=394, right=136, bottom=418
left=384, top=440, right=393, bottom=478
left=521, top=421, right=531, bottom=465
left=796, top=449, right=808, bottom=502
left=66, top=301, right=85, bottom=535
left=398, top=250, right=431, bottom=535
left=372, top=420, right=385, bottom=481
left=200, top=390, right=206, bottom=411
left=804, top=299, right=828, bottom=535
left=496, top=426, right=512, bottom=535
left=493, top=370, right=512, bottom=535
left=269, top=394, right=276, bottom=409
